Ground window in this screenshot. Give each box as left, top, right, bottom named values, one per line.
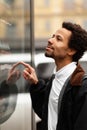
left=83, top=20, right=87, bottom=30
left=83, top=0, right=87, bottom=9
left=45, top=21, right=51, bottom=31
left=4, top=0, right=14, bottom=5
left=63, top=0, right=75, bottom=10
left=6, top=23, right=16, bottom=39
left=44, top=0, right=50, bottom=6
left=25, top=23, right=30, bottom=39
left=24, top=0, right=30, bottom=10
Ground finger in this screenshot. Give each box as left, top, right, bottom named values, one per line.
left=23, top=69, right=30, bottom=76
left=11, top=61, right=27, bottom=69
left=23, top=70, right=31, bottom=81
left=16, top=71, right=21, bottom=78
left=8, top=70, right=21, bottom=79
left=10, top=62, right=21, bottom=72
left=10, top=61, right=25, bottom=73
left=20, top=61, right=33, bottom=70
left=23, top=72, right=28, bottom=80
left=10, top=61, right=32, bottom=72
left=24, top=67, right=32, bottom=74
left=7, top=70, right=21, bottom=82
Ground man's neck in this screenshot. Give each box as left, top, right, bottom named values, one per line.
left=55, top=59, right=73, bottom=71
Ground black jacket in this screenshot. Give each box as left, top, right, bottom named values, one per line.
left=30, top=64, right=87, bottom=130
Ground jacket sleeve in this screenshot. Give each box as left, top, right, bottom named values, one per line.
left=73, top=79, right=87, bottom=130
left=0, top=80, right=18, bottom=97
left=29, top=79, right=46, bottom=119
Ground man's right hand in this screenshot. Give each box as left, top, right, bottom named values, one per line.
left=20, top=61, right=39, bottom=85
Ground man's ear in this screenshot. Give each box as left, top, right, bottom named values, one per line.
left=68, top=48, right=76, bottom=56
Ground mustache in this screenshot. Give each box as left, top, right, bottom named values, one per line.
left=46, top=45, right=54, bottom=49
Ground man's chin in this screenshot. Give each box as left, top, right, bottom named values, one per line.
left=45, top=52, right=53, bottom=58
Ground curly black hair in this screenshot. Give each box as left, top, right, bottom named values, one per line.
left=62, top=22, right=87, bottom=62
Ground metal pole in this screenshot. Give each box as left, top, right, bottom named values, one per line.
left=30, top=0, right=35, bottom=68
left=30, top=0, right=36, bottom=130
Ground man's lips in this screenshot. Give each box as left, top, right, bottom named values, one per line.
left=46, top=46, right=53, bottom=51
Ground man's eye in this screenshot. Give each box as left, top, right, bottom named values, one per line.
left=57, top=36, right=62, bottom=41
left=57, top=37, right=59, bottom=40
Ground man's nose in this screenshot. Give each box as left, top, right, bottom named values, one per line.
left=48, top=38, right=53, bottom=44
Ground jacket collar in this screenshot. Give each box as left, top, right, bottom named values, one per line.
left=70, top=63, right=85, bottom=86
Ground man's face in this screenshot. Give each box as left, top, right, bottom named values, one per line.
left=45, top=28, right=72, bottom=61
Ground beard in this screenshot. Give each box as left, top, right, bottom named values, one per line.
left=45, top=51, right=53, bottom=58
left=45, top=50, right=68, bottom=61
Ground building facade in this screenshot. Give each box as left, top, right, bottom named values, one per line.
left=0, top=0, right=87, bottom=52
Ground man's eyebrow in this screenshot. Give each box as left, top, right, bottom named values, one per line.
left=56, top=34, right=64, bottom=40
left=51, top=33, right=64, bottom=40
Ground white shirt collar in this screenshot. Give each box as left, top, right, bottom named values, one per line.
left=54, top=62, right=77, bottom=80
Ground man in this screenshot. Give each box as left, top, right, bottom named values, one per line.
left=20, top=21, right=87, bottom=130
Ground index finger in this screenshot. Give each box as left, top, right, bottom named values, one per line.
left=11, top=62, right=21, bottom=70
left=19, top=61, right=32, bottom=69
left=11, top=61, right=33, bottom=72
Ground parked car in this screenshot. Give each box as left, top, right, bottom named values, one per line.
left=79, top=52, right=87, bottom=73
left=0, top=52, right=54, bottom=130
left=0, top=52, right=87, bottom=130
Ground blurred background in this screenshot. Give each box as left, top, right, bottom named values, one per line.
left=0, top=0, right=87, bottom=53
left=0, top=0, right=87, bottom=130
